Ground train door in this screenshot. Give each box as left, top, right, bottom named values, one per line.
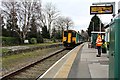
left=63, top=31, right=68, bottom=42
left=68, top=32, right=72, bottom=43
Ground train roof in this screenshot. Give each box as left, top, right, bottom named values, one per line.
left=64, top=30, right=81, bottom=35
left=64, top=30, right=77, bottom=32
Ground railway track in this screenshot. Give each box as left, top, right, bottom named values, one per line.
left=2, top=48, right=70, bottom=80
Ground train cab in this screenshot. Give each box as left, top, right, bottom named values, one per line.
left=63, top=30, right=76, bottom=48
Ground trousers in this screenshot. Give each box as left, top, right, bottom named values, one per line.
left=97, top=46, right=101, bottom=55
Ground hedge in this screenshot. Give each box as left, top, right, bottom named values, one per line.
left=1, top=37, right=20, bottom=46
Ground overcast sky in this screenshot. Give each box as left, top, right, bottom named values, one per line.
left=42, top=0, right=119, bottom=31
left=0, top=0, right=119, bottom=31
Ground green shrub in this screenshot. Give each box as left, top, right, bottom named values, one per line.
left=37, top=35, right=44, bottom=43
left=52, top=37, right=56, bottom=43
left=1, top=37, right=19, bottom=46
left=30, top=38, right=37, bottom=44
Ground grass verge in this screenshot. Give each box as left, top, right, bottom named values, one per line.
left=2, top=46, right=64, bottom=75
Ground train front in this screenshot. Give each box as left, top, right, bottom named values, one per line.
left=62, top=30, right=76, bottom=48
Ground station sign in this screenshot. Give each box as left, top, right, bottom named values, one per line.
left=90, top=5, right=113, bottom=14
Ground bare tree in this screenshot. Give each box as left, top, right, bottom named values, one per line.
left=52, top=16, right=65, bottom=39
left=54, top=16, right=74, bottom=31
left=1, top=1, right=21, bottom=38
left=53, top=16, right=66, bottom=32
left=52, top=16, right=74, bottom=39
left=1, top=0, right=42, bottom=43
left=15, top=0, right=42, bottom=42
left=43, top=2, right=59, bottom=36
left=64, top=17, right=74, bottom=30
left=20, top=1, right=35, bottom=41
left=35, top=3, right=46, bottom=28
left=1, top=0, right=73, bottom=43
left=0, top=13, right=2, bottom=46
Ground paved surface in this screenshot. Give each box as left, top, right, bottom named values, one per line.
left=68, top=43, right=109, bottom=78
left=39, top=44, right=83, bottom=79
left=38, top=43, right=109, bottom=79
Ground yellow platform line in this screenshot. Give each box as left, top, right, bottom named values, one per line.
left=54, top=44, right=84, bottom=78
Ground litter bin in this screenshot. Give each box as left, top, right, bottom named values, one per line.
left=101, top=41, right=107, bottom=53
left=102, top=47, right=106, bottom=53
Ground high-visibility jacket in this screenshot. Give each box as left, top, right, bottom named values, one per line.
left=96, top=35, right=102, bottom=46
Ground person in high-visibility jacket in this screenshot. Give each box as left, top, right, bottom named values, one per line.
left=96, top=34, right=102, bottom=57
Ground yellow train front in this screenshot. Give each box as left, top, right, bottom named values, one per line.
left=62, top=30, right=83, bottom=48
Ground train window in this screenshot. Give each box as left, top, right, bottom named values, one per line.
left=64, top=31, right=68, bottom=37
left=72, top=31, right=76, bottom=37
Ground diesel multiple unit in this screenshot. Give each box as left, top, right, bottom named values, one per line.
left=62, top=30, right=84, bottom=48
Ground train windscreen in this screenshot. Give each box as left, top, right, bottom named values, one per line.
left=64, top=31, right=68, bottom=37
left=72, top=31, right=76, bottom=37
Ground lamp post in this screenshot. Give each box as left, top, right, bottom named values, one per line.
left=91, top=21, right=94, bottom=31
left=100, top=20, right=101, bottom=34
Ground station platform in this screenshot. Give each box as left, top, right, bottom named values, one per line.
left=38, top=42, right=109, bottom=79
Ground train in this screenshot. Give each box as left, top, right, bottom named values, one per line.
left=62, top=30, right=84, bottom=48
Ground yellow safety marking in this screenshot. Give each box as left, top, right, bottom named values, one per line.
left=68, top=33, right=71, bottom=43
left=54, top=44, right=84, bottom=78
